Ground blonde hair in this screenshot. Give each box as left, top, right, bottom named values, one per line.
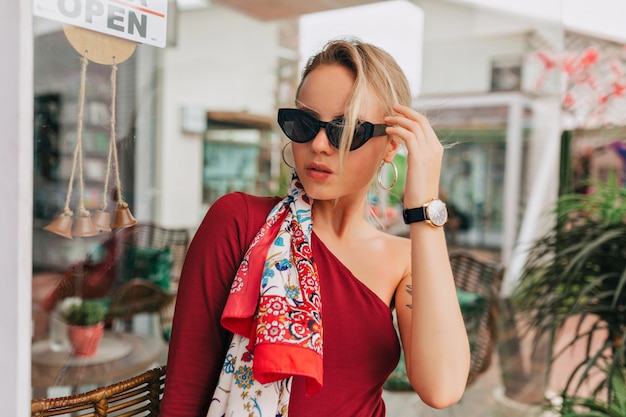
left=296, top=37, right=412, bottom=165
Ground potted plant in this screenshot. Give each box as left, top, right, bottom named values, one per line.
left=512, top=174, right=626, bottom=405
left=58, top=297, right=109, bottom=357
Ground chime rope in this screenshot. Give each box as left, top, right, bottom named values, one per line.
left=63, top=53, right=89, bottom=218
left=102, top=59, right=127, bottom=211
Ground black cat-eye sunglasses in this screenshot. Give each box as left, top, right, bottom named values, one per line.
left=277, top=108, right=388, bottom=151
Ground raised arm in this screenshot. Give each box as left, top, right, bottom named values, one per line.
left=386, top=104, right=470, bottom=408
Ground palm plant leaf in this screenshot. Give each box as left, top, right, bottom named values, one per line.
left=558, top=369, right=626, bottom=417
left=512, top=176, right=626, bottom=399
left=613, top=268, right=626, bottom=307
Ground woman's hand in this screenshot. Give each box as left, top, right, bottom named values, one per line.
left=384, top=104, right=443, bottom=208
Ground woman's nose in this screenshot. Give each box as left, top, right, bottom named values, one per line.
left=310, top=127, right=334, bottom=153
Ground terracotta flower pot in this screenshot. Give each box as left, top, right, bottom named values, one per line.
left=67, top=322, right=105, bottom=357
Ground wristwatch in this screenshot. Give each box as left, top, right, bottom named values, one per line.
left=403, top=198, right=448, bottom=227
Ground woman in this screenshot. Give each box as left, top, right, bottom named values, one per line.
left=160, top=38, right=470, bottom=417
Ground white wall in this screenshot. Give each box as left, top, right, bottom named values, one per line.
left=422, top=34, right=527, bottom=95
left=155, top=5, right=281, bottom=228
left=417, top=0, right=561, bottom=95
left=0, top=1, right=33, bottom=416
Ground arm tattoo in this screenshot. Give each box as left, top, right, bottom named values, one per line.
left=405, top=284, right=412, bottom=309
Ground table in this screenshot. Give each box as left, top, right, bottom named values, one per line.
left=32, top=331, right=164, bottom=397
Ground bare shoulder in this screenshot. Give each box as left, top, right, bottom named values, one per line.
left=383, top=231, right=411, bottom=259
left=379, top=232, right=411, bottom=310
left=378, top=230, right=412, bottom=284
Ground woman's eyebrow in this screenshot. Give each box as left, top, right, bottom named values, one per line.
left=297, top=107, right=320, bottom=118
left=295, top=101, right=344, bottom=120
left=295, top=102, right=321, bottom=118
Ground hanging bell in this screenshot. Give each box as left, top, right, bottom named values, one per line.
left=92, top=210, right=112, bottom=232
left=72, top=214, right=99, bottom=238
left=111, top=205, right=137, bottom=229
left=43, top=213, right=74, bottom=240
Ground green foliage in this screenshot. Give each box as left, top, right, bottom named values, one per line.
left=556, top=370, right=626, bottom=417
left=63, top=299, right=108, bottom=326
left=512, top=175, right=626, bottom=397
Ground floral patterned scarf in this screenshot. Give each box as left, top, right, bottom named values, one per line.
left=207, top=172, right=323, bottom=417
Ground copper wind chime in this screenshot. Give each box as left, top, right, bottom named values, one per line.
left=44, top=26, right=137, bottom=239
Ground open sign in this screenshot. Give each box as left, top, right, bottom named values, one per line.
left=34, top=0, right=168, bottom=48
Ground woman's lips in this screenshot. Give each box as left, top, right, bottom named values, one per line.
left=306, top=163, right=333, bottom=180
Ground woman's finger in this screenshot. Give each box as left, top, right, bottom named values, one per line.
left=390, top=104, right=439, bottom=143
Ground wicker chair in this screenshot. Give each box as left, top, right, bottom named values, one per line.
left=449, top=250, right=504, bottom=387
left=126, top=223, right=190, bottom=338
left=106, top=278, right=176, bottom=337
left=109, top=223, right=190, bottom=339
left=31, top=366, right=166, bottom=417
left=127, top=223, right=190, bottom=286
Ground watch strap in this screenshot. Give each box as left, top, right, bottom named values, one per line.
left=403, top=207, right=427, bottom=224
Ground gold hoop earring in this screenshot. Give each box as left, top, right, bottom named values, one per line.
left=281, top=142, right=294, bottom=169
left=377, top=160, right=398, bottom=191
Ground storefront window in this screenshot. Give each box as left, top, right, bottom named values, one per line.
left=31, top=23, right=158, bottom=398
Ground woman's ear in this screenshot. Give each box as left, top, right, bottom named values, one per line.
left=384, top=136, right=400, bottom=162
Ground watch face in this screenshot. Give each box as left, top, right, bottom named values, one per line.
left=426, top=199, right=448, bottom=227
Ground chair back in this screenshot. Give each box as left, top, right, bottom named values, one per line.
left=449, top=250, right=504, bottom=386
left=31, top=366, right=166, bottom=417
left=113, top=223, right=190, bottom=338
left=128, top=223, right=190, bottom=285
left=106, top=278, right=175, bottom=322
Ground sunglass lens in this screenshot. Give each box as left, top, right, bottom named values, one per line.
left=350, top=125, right=368, bottom=150
left=281, top=110, right=317, bottom=143
left=325, top=122, right=344, bottom=148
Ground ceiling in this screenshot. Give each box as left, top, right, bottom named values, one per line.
left=211, top=0, right=384, bottom=20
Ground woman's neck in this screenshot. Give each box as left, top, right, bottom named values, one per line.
left=311, top=197, right=373, bottom=239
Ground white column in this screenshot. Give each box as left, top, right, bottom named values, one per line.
left=501, top=99, right=562, bottom=297
left=500, top=98, right=524, bottom=268
left=0, top=1, right=33, bottom=416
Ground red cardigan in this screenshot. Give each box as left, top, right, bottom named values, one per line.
left=160, top=192, right=400, bottom=417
